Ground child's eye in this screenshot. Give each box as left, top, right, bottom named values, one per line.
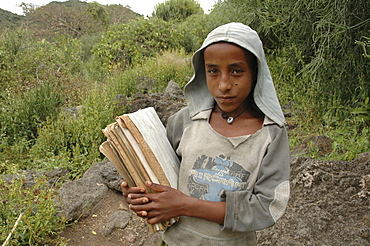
left=231, top=69, right=244, bottom=75
left=207, top=69, right=219, bottom=75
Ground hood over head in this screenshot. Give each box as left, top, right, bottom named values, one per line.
left=184, top=22, right=285, bottom=127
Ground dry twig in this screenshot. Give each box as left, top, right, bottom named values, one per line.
left=2, top=212, right=24, bottom=246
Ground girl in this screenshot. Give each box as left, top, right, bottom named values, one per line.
left=121, top=22, right=290, bottom=245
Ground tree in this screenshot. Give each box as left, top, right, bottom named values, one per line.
left=152, top=0, right=204, bottom=22
left=211, top=0, right=370, bottom=111
left=105, top=4, right=141, bottom=25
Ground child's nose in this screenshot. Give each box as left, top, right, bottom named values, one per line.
left=218, top=74, right=232, bottom=92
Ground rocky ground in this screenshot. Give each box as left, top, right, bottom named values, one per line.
left=56, top=81, right=369, bottom=245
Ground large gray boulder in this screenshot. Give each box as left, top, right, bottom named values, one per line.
left=55, top=159, right=122, bottom=220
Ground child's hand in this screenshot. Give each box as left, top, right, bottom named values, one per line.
left=129, top=181, right=188, bottom=224
left=120, top=180, right=150, bottom=217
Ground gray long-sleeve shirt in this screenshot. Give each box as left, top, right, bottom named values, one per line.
left=163, top=108, right=290, bottom=246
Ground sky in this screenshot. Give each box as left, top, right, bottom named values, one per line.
left=0, top=0, right=217, bottom=16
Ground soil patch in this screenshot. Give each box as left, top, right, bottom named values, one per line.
left=60, top=189, right=160, bottom=246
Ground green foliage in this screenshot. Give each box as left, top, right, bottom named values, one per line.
left=0, top=163, right=67, bottom=245
left=351, top=97, right=370, bottom=126
left=0, top=31, right=83, bottom=148
left=29, top=84, right=116, bottom=177
left=0, top=82, right=64, bottom=146
left=92, top=18, right=186, bottom=71
left=108, top=50, right=192, bottom=97
left=152, top=0, right=204, bottom=22
left=0, top=29, right=86, bottom=166
left=177, top=13, right=219, bottom=52
left=0, top=29, right=83, bottom=92
left=356, top=36, right=370, bottom=59
left=0, top=28, right=31, bottom=89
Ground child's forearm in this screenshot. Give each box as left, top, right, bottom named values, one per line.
left=182, top=196, right=226, bottom=224
left=126, top=181, right=227, bottom=225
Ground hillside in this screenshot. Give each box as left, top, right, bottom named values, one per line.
left=0, top=1, right=141, bottom=35
left=0, top=9, right=24, bottom=28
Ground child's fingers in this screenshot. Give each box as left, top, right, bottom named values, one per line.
left=119, top=179, right=127, bottom=188
left=128, top=195, right=149, bottom=205
left=138, top=210, right=148, bottom=217
left=145, top=181, right=170, bottom=192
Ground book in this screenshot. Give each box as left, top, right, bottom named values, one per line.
left=100, top=107, right=180, bottom=232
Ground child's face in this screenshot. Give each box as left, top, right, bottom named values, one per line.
left=204, top=42, right=254, bottom=113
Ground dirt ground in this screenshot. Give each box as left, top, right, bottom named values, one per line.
left=60, top=189, right=161, bottom=246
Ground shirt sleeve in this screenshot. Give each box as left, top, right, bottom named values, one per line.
left=222, top=125, right=290, bottom=232
left=166, top=107, right=191, bottom=152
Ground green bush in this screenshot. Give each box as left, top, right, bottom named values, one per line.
left=92, top=18, right=186, bottom=71
left=29, top=83, right=116, bottom=177
left=267, top=43, right=369, bottom=161
left=152, top=0, right=204, bottom=22
left=0, top=82, right=64, bottom=146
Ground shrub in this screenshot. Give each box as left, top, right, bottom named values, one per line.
left=92, top=18, right=186, bottom=71
left=29, top=83, right=116, bottom=177
left=0, top=163, right=67, bottom=245
left=0, top=81, right=64, bottom=146
left=108, top=50, right=192, bottom=97
left=152, top=0, right=204, bottom=22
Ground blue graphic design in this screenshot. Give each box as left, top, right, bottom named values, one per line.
left=188, top=155, right=250, bottom=201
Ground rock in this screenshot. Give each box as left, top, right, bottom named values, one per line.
left=55, top=159, right=127, bottom=221
left=103, top=210, right=131, bottom=236
left=83, top=159, right=122, bottom=192
left=126, top=80, right=186, bottom=126
left=126, top=233, right=136, bottom=243
left=55, top=176, right=108, bottom=220
left=257, top=152, right=370, bottom=245
left=165, top=80, right=184, bottom=99
left=115, top=94, right=127, bottom=108
left=2, top=170, right=41, bottom=188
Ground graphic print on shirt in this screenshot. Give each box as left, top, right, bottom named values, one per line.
left=188, top=154, right=250, bottom=201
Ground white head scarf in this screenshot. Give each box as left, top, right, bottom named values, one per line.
left=184, top=22, right=285, bottom=127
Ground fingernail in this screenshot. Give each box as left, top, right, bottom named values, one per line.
left=128, top=194, right=131, bottom=199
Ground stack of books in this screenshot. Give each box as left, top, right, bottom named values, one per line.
left=100, top=107, right=180, bottom=232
